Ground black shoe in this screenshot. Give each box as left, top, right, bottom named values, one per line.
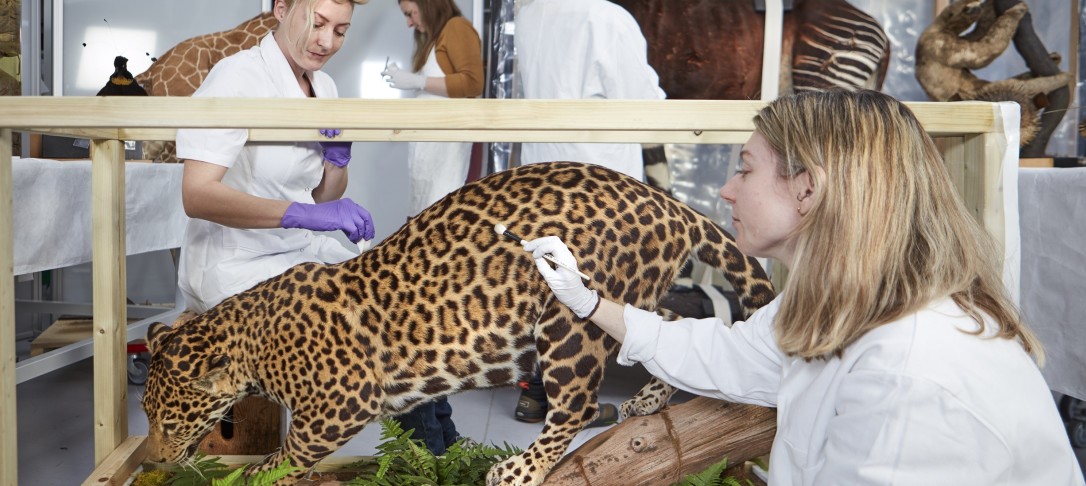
left=585, top=403, right=619, bottom=429
left=515, top=393, right=547, bottom=423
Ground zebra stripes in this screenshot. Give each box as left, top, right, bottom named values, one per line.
left=790, top=4, right=891, bottom=92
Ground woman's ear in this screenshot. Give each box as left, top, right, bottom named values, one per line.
left=797, top=171, right=816, bottom=216
left=273, top=0, right=288, bottom=22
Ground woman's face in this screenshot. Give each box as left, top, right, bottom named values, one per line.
left=719, top=131, right=810, bottom=266
left=400, top=1, right=425, bottom=33
left=277, top=0, right=354, bottom=74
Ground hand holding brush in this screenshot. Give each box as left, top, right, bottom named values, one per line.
left=494, top=224, right=599, bottom=318
left=494, top=224, right=591, bottom=281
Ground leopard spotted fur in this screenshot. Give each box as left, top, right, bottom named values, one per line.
left=141, top=162, right=775, bottom=485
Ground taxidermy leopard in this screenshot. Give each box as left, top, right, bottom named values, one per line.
left=142, top=162, right=775, bottom=485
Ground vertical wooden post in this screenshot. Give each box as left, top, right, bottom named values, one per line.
left=0, top=129, right=18, bottom=486
left=936, top=105, right=1016, bottom=300
left=90, top=138, right=127, bottom=465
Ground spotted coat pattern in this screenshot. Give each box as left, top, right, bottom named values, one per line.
left=141, top=162, right=775, bottom=485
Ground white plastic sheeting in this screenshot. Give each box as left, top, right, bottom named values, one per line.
left=11, top=158, right=188, bottom=275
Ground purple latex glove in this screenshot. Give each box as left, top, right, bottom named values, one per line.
left=318, top=129, right=352, bottom=168
left=280, top=198, right=375, bottom=243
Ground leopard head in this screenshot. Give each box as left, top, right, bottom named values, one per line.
left=141, top=321, right=241, bottom=463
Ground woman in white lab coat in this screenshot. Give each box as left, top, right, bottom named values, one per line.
left=526, top=89, right=1085, bottom=485
left=382, top=0, right=483, bottom=216
left=176, top=0, right=374, bottom=314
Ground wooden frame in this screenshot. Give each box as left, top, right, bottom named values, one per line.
left=0, top=97, right=1015, bottom=486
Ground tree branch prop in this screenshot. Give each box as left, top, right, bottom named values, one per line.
left=994, top=0, right=1070, bottom=156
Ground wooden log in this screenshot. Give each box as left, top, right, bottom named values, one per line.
left=547, top=397, right=776, bottom=485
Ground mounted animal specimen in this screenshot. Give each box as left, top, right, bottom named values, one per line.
left=610, top=0, right=890, bottom=192
left=915, top=0, right=1071, bottom=148
left=136, top=13, right=277, bottom=162
left=141, top=162, right=775, bottom=485
left=611, top=0, right=890, bottom=101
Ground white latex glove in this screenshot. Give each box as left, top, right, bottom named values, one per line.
left=381, top=62, right=426, bottom=91
left=524, top=236, right=599, bottom=319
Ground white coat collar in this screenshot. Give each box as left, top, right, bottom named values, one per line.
left=258, top=33, right=329, bottom=98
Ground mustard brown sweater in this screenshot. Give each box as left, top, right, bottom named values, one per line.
left=434, top=16, right=484, bottom=98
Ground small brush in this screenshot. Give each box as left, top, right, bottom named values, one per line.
left=494, top=223, right=591, bottom=281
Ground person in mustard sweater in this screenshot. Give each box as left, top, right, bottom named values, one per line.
left=379, top=0, right=483, bottom=456
left=383, top=0, right=484, bottom=217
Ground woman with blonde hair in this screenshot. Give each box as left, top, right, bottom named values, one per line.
left=177, top=0, right=372, bottom=314
left=526, top=89, right=1083, bottom=484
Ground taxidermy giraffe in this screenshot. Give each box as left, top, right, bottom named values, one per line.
left=136, top=12, right=277, bottom=162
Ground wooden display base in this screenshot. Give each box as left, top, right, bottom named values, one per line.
left=1020, top=157, right=1054, bottom=168
left=91, top=395, right=776, bottom=486
left=198, top=396, right=283, bottom=456
left=30, top=316, right=139, bottom=356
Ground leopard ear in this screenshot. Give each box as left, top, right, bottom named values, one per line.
left=145, top=322, right=173, bottom=356
left=192, top=355, right=234, bottom=396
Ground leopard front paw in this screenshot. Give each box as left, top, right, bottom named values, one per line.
left=487, top=456, right=544, bottom=486
left=621, top=377, right=678, bottom=419
left=620, top=395, right=663, bottom=419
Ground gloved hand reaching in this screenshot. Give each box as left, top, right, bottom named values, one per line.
left=524, top=236, right=599, bottom=319
left=280, top=198, right=375, bottom=243
left=381, top=63, right=426, bottom=91
left=318, top=129, right=352, bottom=168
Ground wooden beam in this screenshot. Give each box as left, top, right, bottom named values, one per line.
left=90, top=138, right=128, bottom=464
left=249, top=129, right=753, bottom=145
left=23, top=127, right=122, bottom=140
left=82, top=435, right=147, bottom=486
left=0, top=98, right=998, bottom=137
left=0, top=129, right=17, bottom=486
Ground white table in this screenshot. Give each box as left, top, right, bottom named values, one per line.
left=1019, top=167, right=1086, bottom=400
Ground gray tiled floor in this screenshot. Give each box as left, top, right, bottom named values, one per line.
left=15, top=346, right=668, bottom=485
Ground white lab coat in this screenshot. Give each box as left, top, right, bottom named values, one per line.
left=515, top=0, right=665, bottom=180
left=175, top=34, right=358, bottom=313
left=406, top=48, right=472, bottom=216
left=619, top=296, right=1085, bottom=485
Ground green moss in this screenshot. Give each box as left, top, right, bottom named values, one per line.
left=131, top=469, right=171, bottom=486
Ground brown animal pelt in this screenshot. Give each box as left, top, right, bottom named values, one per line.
left=972, top=85, right=1042, bottom=147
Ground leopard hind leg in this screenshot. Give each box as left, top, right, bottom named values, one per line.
left=620, top=307, right=682, bottom=419
left=486, top=309, right=611, bottom=486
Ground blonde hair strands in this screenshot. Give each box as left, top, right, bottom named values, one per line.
left=278, top=0, right=368, bottom=54
left=756, top=89, right=1043, bottom=363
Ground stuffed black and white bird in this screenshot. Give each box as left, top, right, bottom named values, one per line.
left=96, top=55, right=148, bottom=96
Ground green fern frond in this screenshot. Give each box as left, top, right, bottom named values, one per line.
left=167, top=453, right=232, bottom=485
left=671, top=456, right=730, bottom=486
left=244, top=460, right=299, bottom=486
left=210, top=467, right=246, bottom=486
left=347, top=420, right=521, bottom=485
